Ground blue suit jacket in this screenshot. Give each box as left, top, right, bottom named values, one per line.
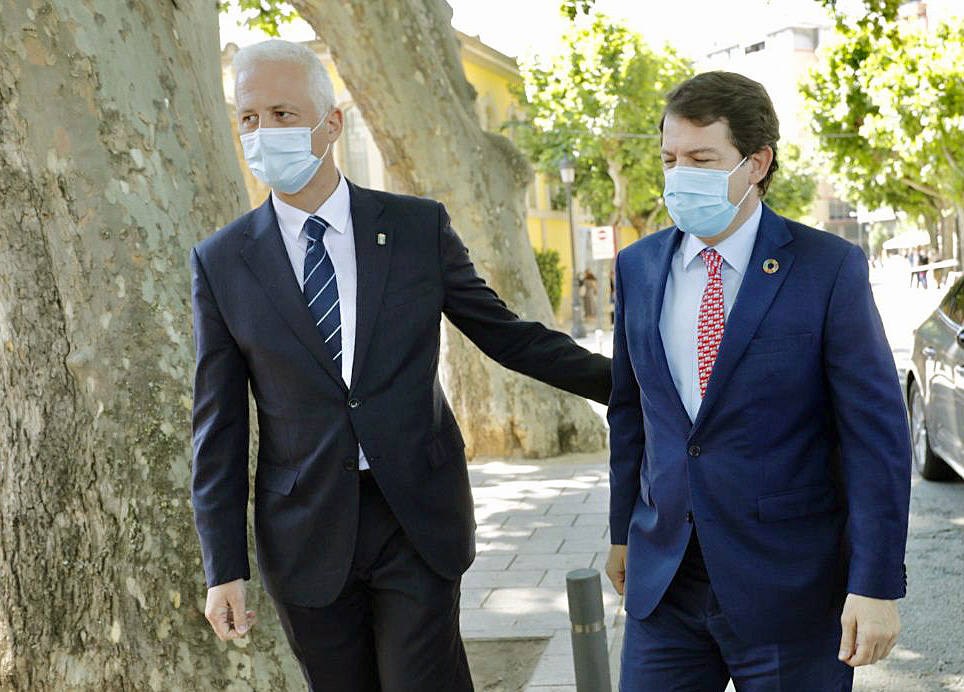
left=608, top=204, right=911, bottom=644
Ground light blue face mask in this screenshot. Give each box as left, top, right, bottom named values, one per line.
left=240, top=116, right=330, bottom=194
left=663, top=157, right=753, bottom=238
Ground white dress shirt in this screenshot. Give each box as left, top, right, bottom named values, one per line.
left=659, top=202, right=763, bottom=423
left=272, top=173, right=370, bottom=469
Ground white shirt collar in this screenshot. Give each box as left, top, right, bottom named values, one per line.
left=272, top=172, right=351, bottom=243
left=681, top=201, right=763, bottom=276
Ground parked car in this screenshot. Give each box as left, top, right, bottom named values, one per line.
left=906, top=276, right=964, bottom=480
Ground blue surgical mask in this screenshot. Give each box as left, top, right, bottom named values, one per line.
left=663, top=157, right=753, bottom=238
left=240, top=117, right=330, bottom=194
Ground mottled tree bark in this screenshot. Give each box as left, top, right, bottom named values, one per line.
left=0, top=1, right=299, bottom=689
left=292, top=0, right=608, bottom=458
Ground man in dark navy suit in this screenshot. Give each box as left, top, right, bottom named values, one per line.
left=606, top=71, right=911, bottom=690
left=190, top=40, right=610, bottom=691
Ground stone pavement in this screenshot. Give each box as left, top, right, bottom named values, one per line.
left=460, top=453, right=624, bottom=691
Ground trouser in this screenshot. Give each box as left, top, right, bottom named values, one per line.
left=619, top=532, right=854, bottom=691
left=272, top=470, right=474, bottom=692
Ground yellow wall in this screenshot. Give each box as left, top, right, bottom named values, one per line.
left=462, top=61, right=517, bottom=132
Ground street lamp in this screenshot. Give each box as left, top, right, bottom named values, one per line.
left=560, top=154, right=585, bottom=339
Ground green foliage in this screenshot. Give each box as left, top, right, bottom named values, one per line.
left=801, top=18, right=964, bottom=227
left=815, top=0, right=901, bottom=38
left=764, top=143, right=818, bottom=221
left=560, top=0, right=596, bottom=21
left=510, top=14, right=693, bottom=233
left=218, top=0, right=296, bottom=37
left=534, top=248, right=564, bottom=313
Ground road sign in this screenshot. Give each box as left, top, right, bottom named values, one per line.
left=590, top=226, right=615, bottom=260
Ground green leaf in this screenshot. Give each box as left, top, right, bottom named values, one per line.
left=801, top=16, right=964, bottom=223
left=513, top=14, right=692, bottom=233
left=534, top=248, right=565, bottom=312
left=219, top=0, right=299, bottom=37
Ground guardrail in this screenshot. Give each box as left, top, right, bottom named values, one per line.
left=904, top=259, right=959, bottom=272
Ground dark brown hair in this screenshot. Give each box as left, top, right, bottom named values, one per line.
left=659, top=71, right=780, bottom=195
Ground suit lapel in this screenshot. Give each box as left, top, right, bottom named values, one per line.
left=689, top=205, right=794, bottom=437
left=240, top=196, right=347, bottom=392
left=347, top=182, right=391, bottom=391
left=647, top=228, right=692, bottom=428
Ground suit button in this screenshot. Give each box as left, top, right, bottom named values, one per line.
left=686, top=511, right=694, bottom=523
left=688, top=445, right=701, bottom=457
left=343, top=458, right=356, bottom=471
left=348, top=399, right=360, bottom=409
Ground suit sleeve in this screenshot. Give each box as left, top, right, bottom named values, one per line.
left=824, top=244, right=911, bottom=599
left=607, top=252, right=643, bottom=545
left=438, top=203, right=612, bottom=404
left=190, top=247, right=251, bottom=588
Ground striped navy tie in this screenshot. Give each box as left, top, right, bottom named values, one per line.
left=302, top=215, right=342, bottom=363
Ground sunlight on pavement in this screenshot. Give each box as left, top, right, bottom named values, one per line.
left=472, top=460, right=543, bottom=476
left=888, top=647, right=925, bottom=661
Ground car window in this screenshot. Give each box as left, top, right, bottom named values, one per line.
left=940, top=277, right=964, bottom=325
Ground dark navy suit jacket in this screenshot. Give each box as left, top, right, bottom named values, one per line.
left=609, top=204, right=911, bottom=644
left=191, top=181, right=611, bottom=606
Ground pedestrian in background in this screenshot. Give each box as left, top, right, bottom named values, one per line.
left=582, top=269, right=598, bottom=320
left=914, top=247, right=928, bottom=289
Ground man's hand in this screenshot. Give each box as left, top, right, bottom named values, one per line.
left=605, top=544, right=628, bottom=595
left=205, top=579, right=257, bottom=641
left=838, top=593, right=900, bottom=667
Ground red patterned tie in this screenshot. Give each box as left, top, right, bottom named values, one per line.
left=697, top=248, right=725, bottom=398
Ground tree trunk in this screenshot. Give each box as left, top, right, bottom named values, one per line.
left=606, top=157, right=629, bottom=232
left=0, top=1, right=300, bottom=689
left=291, top=0, right=607, bottom=458
left=957, top=205, right=964, bottom=268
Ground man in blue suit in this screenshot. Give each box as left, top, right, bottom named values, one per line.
left=606, top=71, right=911, bottom=690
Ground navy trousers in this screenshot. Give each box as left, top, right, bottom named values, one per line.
left=619, top=533, right=854, bottom=691
left=272, top=471, right=474, bottom=692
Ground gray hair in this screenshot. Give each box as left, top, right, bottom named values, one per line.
left=232, top=39, right=336, bottom=117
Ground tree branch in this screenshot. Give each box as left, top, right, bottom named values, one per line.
left=900, top=177, right=945, bottom=200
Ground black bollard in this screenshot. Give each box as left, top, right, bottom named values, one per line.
left=566, top=568, right=612, bottom=692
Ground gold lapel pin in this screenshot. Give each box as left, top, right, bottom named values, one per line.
left=763, top=258, right=780, bottom=274
left=376, top=232, right=387, bottom=246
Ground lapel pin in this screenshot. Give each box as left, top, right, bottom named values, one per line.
left=376, top=232, right=387, bottom=246
left=763, top=258, right=780, bottom=274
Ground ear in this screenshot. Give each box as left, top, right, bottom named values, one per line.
left=325, top=107, right=344, bottom=142
left=749, top=146, right=774, bottom=186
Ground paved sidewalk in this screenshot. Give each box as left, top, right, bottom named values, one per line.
left=461, top=453, right=623, bottom=691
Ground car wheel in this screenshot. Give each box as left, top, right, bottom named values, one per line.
left=910, top=383, right=956, bottom=481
